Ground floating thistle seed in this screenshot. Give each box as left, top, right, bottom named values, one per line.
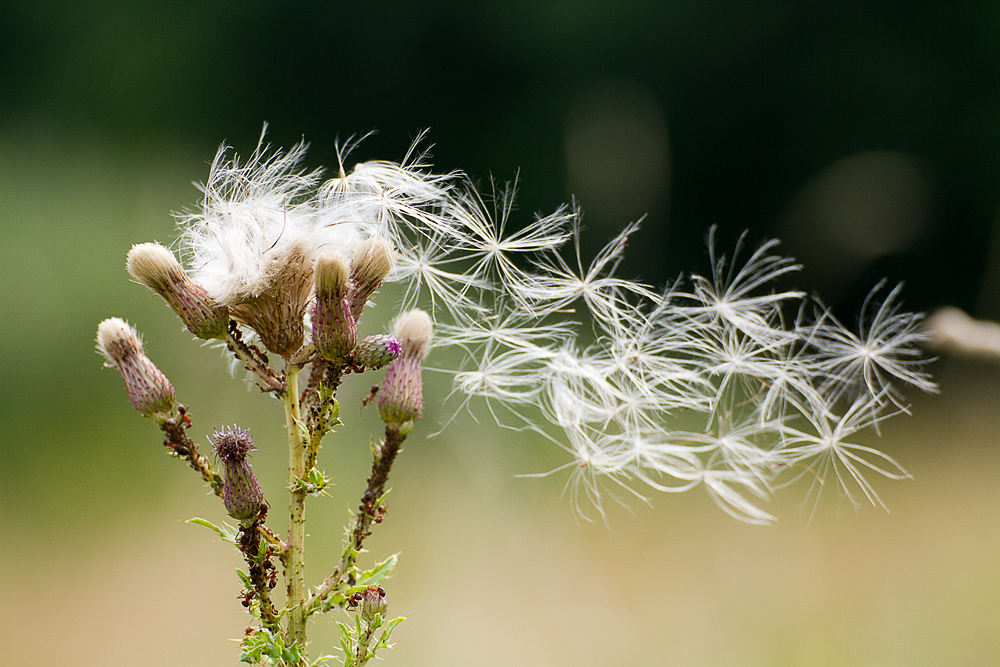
left=378, top=309, right=433, bottom=427
left=354, top=334, right=401, bottom=370
left=96, top=318, right=176, bottom=417
left=312, top=251, right=358, bottom=361
left=126, top=243, right=229, bottom=339
left=348, top=237, right=395, bottom=320
left=211, top=425, right=264, bottom=522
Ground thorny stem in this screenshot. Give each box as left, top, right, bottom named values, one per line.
left=259, top=524, right=287, bottom=554
left=160, top=412, right=223, bottom=497
left=283, top=363, right=308, bottom=647
left=352, top=426, right=406, bottom=550
left=239, top=512, right=281, bottom=633
left=226, top=324, right=285, bottom=393
left=354, top=622, right=378, bottom=666
left=309, top=425, right=407, bottom=611
left=304, top=361, right=348, bottom=472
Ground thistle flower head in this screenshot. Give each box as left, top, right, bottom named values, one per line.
left=96, top=318, right=176, bottom=417
left=348, top=236, right=396, bottom=320
left=378, top=309, right=433, bottom=427
left=126, top=242, right=229, bottom=339
left=312, top=251, right=357, bottom=361
left=360, top=585, right=388, bottom=623
left=354, top=334, right=402, bottom=370
left=314, top=251, right=351, bottom=299
left=211, top=425, right=264, bottom=522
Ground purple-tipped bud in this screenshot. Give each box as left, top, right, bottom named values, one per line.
left=354, top=334, right=401, bottom=370
left=96, top=318, right=176, bottom=417
left=378, top=309, right=433, bottom=427
left=312, top=251, right=358, bottom=360
left=127, top=243, right=229, bottom=339
left=361, top=585, right=388, bottom=623
left=348, top=237, right=395, bottom=320
left=211, top=425, right=264, bottom=522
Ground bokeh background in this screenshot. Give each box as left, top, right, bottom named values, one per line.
left=2, top=2, right=999, bottom=665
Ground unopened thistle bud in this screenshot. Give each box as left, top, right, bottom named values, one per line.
left=211, top=425, right=264, bottom=522
left=312, top=251, right=358, bottom=360
left=378, top=309, right=433, bottom=427
left=348, top=237, right=395, bottom=320
left=97, top=318, right=176, bottom=417
left=361, top=585, right=388, bottom=623
left=126, top=243, right=229, bottom=339
left=354, top=334, right=401, bottom=370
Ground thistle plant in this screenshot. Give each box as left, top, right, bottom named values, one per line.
left=98, top=130, right=934, bottom=664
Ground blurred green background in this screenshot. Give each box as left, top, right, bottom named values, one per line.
left=2, top=2, right=1000, bottom=665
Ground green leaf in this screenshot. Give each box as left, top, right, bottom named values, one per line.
left=187, top=517, right=239, bottom=545
left=295, top=416, right=309, bottom=443
left=356, top=553, right=398, bottom=587
left=337, top=621, right=353, bottom=662
left=236, top=569, right=253, bottom=589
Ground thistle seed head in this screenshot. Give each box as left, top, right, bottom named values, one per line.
left=127, top=243, right=230, bottom=339
left=378, top=309, right=433, bottom=426
left=312, top=251, right=358, bottom=360
left=229, top=244, right=314, bottom=359
left=348, top=237, right=396, bottom=320
left=96, top=318, right=176, bottom=417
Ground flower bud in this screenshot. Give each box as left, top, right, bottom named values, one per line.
left=348, top=237, right=395, bottom=320
left=97, top=318, right=176, bottom=417
left=354, top=334, right=401, bottom=370
left=361, top=585, right=387, bottom=623
left=378, top=309, right=433, bottom=426
left=211, top=425, right=265, bottom=522
left=312, top=251, right=358, bottom=360
left=127, top=243, right=229, bottom=339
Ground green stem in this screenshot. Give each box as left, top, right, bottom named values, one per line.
left=283, top=364, right=308, bottom=648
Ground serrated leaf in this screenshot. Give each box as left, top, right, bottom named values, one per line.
left=187, top=517, right=239, bottom=545
left=356, top=553, right=398, bottom=587
left=373, top=616, right=405, bottom=651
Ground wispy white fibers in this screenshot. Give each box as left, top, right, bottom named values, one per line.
left=174, top=131, right=935, bottom=522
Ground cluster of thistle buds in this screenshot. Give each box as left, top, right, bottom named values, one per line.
left=104, top=235, right=429, bottom=417
left=98, top=230, right=434, bottom=512
left=97, top=183, right=435, bottom=661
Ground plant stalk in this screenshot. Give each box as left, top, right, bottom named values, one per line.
left=283, top=364, right=308, bottom=647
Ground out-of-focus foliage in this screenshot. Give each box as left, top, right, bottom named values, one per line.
left=2, top=3, right=999, bottom=666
